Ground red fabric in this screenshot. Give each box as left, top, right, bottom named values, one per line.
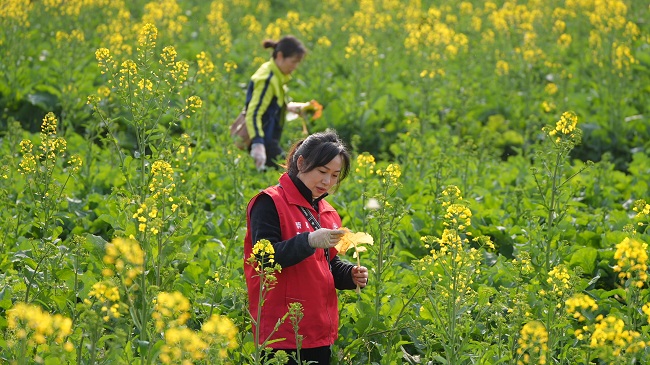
left=244, top=173, right=341, bottom=349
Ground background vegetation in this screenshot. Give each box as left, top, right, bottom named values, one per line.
left=1, top=0, right=649, bottom=364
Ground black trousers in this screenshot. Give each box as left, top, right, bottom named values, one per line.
left=271, top=346, right=331, bottom=365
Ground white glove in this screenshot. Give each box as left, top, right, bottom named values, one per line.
left=308, top=228, right=345, bottom=249
left=250, top=143, right=266, bottom=171
left=287, top=101, right=309, bottom=114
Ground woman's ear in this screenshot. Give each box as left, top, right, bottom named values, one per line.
left=296, top=155, right=304, bottom=172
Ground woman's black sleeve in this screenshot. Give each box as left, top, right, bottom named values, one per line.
left=331, top=256, right=356, bottom=290
left=249, top=194, right=315, bottom=268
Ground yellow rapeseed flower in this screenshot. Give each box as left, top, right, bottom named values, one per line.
left=516, top=320, right=548, bottom=364
left=612, top=237, right=648, bottom=287
left=565, top=293, right=598, bottom=322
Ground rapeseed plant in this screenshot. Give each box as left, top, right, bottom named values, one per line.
left=247, top=239, right=285, bottom=364
left=417, top=185, right=494, bottom=364
left=6, top=303, right=74, bottom=364
left=516, top=320, right=548, bottom=365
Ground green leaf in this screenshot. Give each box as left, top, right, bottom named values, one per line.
left=569, top=246, right=598, bottom=274
left=181, top=262, right=204, bottom=285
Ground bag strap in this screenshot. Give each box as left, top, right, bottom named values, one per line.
left=298, top=206, right=331, bottom=272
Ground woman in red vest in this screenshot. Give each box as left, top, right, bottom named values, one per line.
left=244, top=130, right=369, bottom=364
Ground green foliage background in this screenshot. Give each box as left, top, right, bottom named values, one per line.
left=1, top=0, right=649, bottom=364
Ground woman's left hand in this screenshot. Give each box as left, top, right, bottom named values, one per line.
left=287, top=101, right=309, bottom=114
left=352, top=266, right=369, bottom=288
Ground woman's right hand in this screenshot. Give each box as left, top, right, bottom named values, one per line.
left=308, top=228, right=345, bottom=248
left=250, top=143, right=267, bottom=171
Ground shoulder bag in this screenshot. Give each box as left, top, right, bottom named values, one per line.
left=230, top=109, right=250, bottom=150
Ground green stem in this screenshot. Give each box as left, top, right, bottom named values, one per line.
left=140, top=257, right=148, bottom=365
left=254, top=263, right=265, bottom=364
left=545, top=152, right=562, bottom=272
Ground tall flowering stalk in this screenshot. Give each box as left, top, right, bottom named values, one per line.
left=17, top=112, right=82, bottom=302
left=18, top=112, right=82, bottom=237
left=246, top=239, right=284, bottom=364
left=416, top=185, right=494, bottom=364
left=90, top=23, right=201, bottom=201
left=533, top=111, right=591, bottom=272
left=366, top=163, right=406, bottom=317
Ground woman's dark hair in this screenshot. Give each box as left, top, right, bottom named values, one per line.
left=263, top=35, right=306, bottom=59
left=286, top=130, right=351, bottom=188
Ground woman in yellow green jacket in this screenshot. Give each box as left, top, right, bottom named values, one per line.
left=245, top=35, right=307, bottom=170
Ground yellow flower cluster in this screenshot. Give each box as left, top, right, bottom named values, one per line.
left=512, top=252, right=535, bottom=275
left=224, top=60, right=237, bottom=73
left=632, top=199, right=650, bottom=220
left=173, top=134, right=193, bottom=177
left=1, top=0, right=32, bottom=27
left=153, top=291, right=238, bottom=363
left=168, top=59, right=189, bottom=84
left=354, top=153, right=376, bottom=183
left=55, top=29, right=85, bottom=45
left=132, top=202, right=159, bottom=234
left=201, top=314, right=238, bottom=357
left=516, top=320, right=548, bottom=365
left=152, top=291, right=191, bottom=332
left=149, top=160, right=175, bottom=198
left=102, top=237, right=144, bottom=285
left=141, top=0, right=187, bottom=37
left=643, top=303, right=650, bottom=324
left=444, top=204, right=472, bottom=231
left=7, top=303, right=74, bottom=352
left=589, top=315, right=643, bottom=356
left=18, top=113, right=69, bottom=176
left=118, top=59, right=137, bottom=88
left=495, top=59, right=509, bottom=76
left=548, top=111, right=578, bottom=142
left=161, top=46, right=177, bottom=66
left=159, top=327, right=207, bottom=364
left=546, top=264, right=571, bottom=297
left=195, top=51, right=215, bottom=82
left=180, top=95, right=203, bottom=117
left=565, top=293, right=598, bottom=322
left=207, top=2, right=232, bottom=55
left=67, top=154, right=83, bottom=174
left=355, top=153, right=376, bottom=174
left=317, top=36, right=332, bottom=48
left=84, top=281, right=123, bottom=322
left=40, top=112, right=67, bottom=160
left=252, top=239, right=275, bottom=263
left=612, top=237, right=648, bottom=288
left=138, top=23, right=158, bottom=48
left=441, top=185, right=462, bottom=207
left=95, top=47, right=113, bottom=75
left=377, top=163, right=401, bottom=185
left=18, top=140, right=36, bottom=174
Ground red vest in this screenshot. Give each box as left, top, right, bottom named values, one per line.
left=244, top=173, right=341, bottom=349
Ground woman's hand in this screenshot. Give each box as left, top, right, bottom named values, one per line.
left=308, top=228, right=345, bottom=248
left=352, top=266, right=369, bottom=288
left=287, top=101, right=309, bottom=114
left=250, top=143, right=267, bottom=171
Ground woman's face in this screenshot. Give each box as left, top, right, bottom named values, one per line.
left=297, top=155, right=342, bottom=198
left=275, top=52, right=303, bottom=75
